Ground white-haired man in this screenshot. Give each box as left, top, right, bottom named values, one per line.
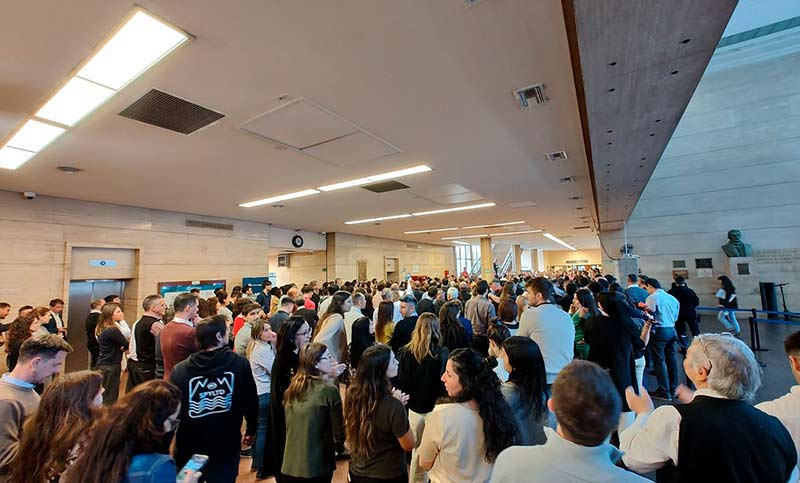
left=621, top=334, right=797, bottom=482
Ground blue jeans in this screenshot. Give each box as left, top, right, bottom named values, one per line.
left=649, top=327, right=678, bottom=395
left=717, top=309, right=741, bottom=333
left=253, top=392, right=270, bottom=471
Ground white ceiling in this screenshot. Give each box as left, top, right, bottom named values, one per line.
left=0, top=0, right=599, bottom=250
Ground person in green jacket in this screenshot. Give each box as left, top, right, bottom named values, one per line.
left=570, top=288, right=600, bottom=360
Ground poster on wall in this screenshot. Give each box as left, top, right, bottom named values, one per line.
left=697, top=269, right=713, bottom=278
left=242, top=274, right=277, bottom=291
left=158, top=280, right=226, bottom=307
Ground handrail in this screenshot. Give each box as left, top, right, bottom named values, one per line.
left=499, top=248, right=513, bottom=277
left=696, top=306, right=800, bottom=318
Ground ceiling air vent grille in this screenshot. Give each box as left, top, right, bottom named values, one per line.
left=362, top=181, right=410, bottom=193
left=186, top=220, right=234, bottom=231
left=514, top=83, right=547, bottom=109
left=119, top=89, right=225, bottom=135
left=546, top=150, right=568, bottom=161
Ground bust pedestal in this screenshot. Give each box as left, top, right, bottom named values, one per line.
left=725, top=257, right=759, bottom=308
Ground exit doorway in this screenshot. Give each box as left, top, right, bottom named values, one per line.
left=385, top=257, right=399, bottom=282
left=66, top=280, right=125, bottom=373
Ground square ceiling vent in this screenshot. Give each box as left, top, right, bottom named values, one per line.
left=238, top=97, right=400, bottom=166
left=119, top=89, right=225, bottom=135
left=362, top=180, right=410, bottom=193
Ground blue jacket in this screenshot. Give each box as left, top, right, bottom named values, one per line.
left=126, top=453, right=177, bottom=483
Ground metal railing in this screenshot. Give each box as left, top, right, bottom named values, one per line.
left=695, top=306, right=800, bottom=357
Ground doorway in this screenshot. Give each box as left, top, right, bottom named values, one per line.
left=357, top=260, right=368, bottom=281
left=385, top=257, right=399, bottom=282
left=66, top=280, right=125, bottom=373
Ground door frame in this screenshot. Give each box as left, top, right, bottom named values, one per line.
left=62, top=242, right=142, bottom=323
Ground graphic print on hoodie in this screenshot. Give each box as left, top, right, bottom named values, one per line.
left=189, top=371, right=234, bottom=418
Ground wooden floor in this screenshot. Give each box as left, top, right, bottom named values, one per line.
left=235, top=458, right=350, bottom=482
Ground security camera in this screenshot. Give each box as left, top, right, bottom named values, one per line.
left=22, top=192, right=36, bottom=200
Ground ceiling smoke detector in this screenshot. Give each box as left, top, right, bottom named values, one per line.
left=513, top=83, right=547, bottom=109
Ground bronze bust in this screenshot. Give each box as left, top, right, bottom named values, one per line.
left=721, top=229, right=752, bottom=257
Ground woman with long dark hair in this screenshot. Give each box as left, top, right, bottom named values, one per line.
left=313, top=291, right=352, bottom=364
left=500, top=337, right=548, bottom=445
left=717, top=275, right=740, bottom=334
left=281, top=343, right=345, bottom=483
left=262, top=316, right=312, bottom=481
left=438, top=300, right=470, bottom=351
left=96, top=303, right=128, bottom=405
left=418, top=348, right=518, bottom=482
left=586, top=291, right=650, bottom=431
left=345, top=345, right=414, bottom=483
left=396, top=313, right=449, bottom=483
left=374, top=300, right=395, bottom=344
left=4, top=314, right=41, bottom=370
left=9, top=371, right=104, bottom=483
left=63, top=379, right=198, bottom=483
left=571, top=287, right=599, bottom=360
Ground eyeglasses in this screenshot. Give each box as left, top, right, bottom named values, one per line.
left=696, top=332, right=733, bottom=373
left=296, top=330, right=310, bottom=336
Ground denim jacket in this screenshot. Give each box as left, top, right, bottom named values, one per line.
left=125, top=453, right=177, bottom=483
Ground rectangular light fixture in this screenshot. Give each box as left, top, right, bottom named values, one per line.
left=317, top=164, right=431, bottom=192
left=412, top=202, right=496, bottom=217
left=238, top=189, right=320, bottom=208
left=404, top=227, right=459, bottom=234
left=451, top=241, right=471, bottom=246
left=489, top=229, right=543, bottom=236
left=0, top=146, right=36, bottom=171
left=345, top=214, right=413, bottom=225
left=544, top=232, right=578, bottom=251
left=77, top=10, right=190, bottom=90
left=461, top=221, right=525, bottom=230
left=0, top=7, right=189, bottom=171
left=5, top=120, right=66, bottom=153
left=441, top=234, right=489, bottom=240
left=35, top=77, right=116, bottom=126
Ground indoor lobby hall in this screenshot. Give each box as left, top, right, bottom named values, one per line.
left=2, top=0, right=800, bottom=482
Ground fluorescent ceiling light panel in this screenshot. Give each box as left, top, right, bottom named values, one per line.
left=451, top=241, right=471, bottom=246
left=461, top=221, right=525, bottom=230
left=78, top=10, right=189, bottom=90
left=0, top=146, right=36, bottom=170
left=345, top=214, right=412, bottom=225
left=404, top=228, right=459, bottom=234
left=441, top=234, right=488, bottom=240
left=35, top=77, right=116, bottom=127
left=239, top=189, right=320, bottom=208
left=6, top=120, right=66, bottom=152
left=543, top=232, right=578, bottom=251
left=489, top=229, right=543, bottom=236
left=412, top=202, right=495, bottom=217
left=317, top=165, right=431, bottom=192
left=364, top=165, right=431, bottom=182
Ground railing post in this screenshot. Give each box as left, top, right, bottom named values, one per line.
left=748, top=312, right=757, bottom=352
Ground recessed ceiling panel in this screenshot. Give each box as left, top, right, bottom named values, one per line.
left=302, top=130, right=400, bottom=166
left=430, top=192, right=484, bottom=205
left=239, top=98, right=357, bottom=149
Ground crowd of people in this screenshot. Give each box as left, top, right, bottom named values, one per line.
left=0, top=270, right=798, bottom=482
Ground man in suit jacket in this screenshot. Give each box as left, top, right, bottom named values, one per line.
left=46, top=298, right=67, bottom=340
left=390, top=296, right=419, bottom=355
left=85, top=299, right=104, bottom=369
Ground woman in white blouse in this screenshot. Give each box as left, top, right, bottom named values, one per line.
left=418, top=347, right=519, bottom=483
left=246, top=319, right=276, bottom=475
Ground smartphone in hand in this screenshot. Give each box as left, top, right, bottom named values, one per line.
left=177, top=454, right=208, bottom=480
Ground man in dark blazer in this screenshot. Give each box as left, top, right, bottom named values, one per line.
left=85, top=298, right=104, bottom=369
left=390, top=295, right=419, bottom=355
left=668, top=276, right=700, bottom=346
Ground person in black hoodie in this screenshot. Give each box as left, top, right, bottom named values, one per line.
left=668, top=275, right=700, bottom=346
left=170, top=314, right=259, bottom=482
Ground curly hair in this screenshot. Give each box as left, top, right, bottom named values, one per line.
left=10, top=371, right=102, bottom=483
left=5, top=315, right=36, bottom=349
left=62, top=379, right=181, bottom=483
left=344, top=345, right=392, bottom=460
left=445, top=348, right=519, bottom=462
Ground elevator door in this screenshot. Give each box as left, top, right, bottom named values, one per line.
left=66, top=280, right=125, bottom=373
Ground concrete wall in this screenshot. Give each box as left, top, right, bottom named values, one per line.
left=331, top=233, right=455, bottom=282
left=600, top=35, right=800, bottom=310
left=0, top=190, right=270, bottom=322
